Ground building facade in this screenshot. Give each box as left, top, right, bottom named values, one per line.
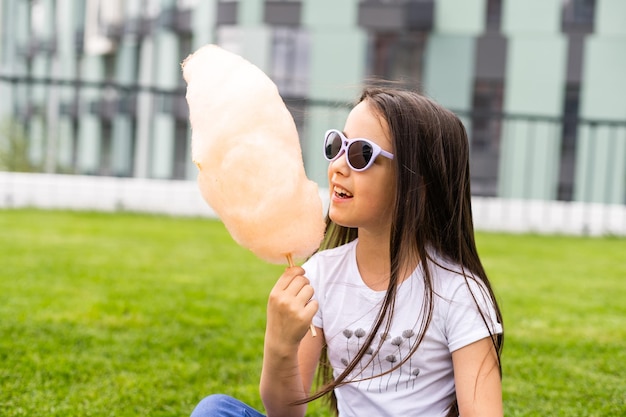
left=0, top=0, right=625, bottom=204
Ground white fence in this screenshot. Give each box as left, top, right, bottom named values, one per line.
left=0, top=172, right=215, bottom=217
left=1, top=172, right=625, bottom=237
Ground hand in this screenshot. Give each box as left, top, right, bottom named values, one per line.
left=265, top=266, right=318, bottom=350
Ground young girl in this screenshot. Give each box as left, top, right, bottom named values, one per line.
left=191, top=87, right=504, bottom=417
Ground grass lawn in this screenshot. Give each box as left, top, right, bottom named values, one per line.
left=0, top=209, right=624, bottom=416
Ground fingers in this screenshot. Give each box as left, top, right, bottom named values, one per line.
left=275, top=267, right=312, bottom=300
left=266, top=268, right=318, bottom=345
left=269, top=267, right=316, bottom=316
left=302, top=299, right=318, bottom=317
left=295, top=281, right=314, bottom=304
left=276, top=266, right=305, bottom=290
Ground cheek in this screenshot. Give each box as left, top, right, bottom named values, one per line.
left=376, top=175, right=397, bottom=214
left=378, top=188, right=397, bottom=217
left=365, top=179, right=396, bottom=213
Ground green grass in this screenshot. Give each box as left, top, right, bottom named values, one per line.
left=1, top=209, right=625, bottom=416
left=477, top=233, right=626, bottom=416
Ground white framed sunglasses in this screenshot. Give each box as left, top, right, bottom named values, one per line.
left=323, top=129, right=394, bottom=172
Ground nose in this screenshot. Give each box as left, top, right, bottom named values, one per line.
left=328, top=149, right=350, bottom=177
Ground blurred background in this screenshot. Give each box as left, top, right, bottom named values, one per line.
left=0, top=0, right=625, bottom=234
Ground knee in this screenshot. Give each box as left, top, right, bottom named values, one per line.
left=200, top=394, right=234, bottom=406
left=190, top=394, right=236, bottom=417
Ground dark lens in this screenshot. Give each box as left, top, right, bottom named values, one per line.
left=325, top=132, right=343, bottom=160
left=348, top=141, right=373, bottom=170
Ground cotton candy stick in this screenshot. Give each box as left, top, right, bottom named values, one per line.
left=182, top=45, right=324, bottom=335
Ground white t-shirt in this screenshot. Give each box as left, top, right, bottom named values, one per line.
left=302, top=239, right=502, bottom=417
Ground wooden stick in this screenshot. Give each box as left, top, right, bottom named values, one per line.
left=286, top=254, right=317, bottom=338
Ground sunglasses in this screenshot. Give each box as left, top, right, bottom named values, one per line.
left=323, top=129, right=394, bottom=172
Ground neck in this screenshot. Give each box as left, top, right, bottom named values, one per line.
left=355, top=229, right=419, bottom=291
left=355, top=229, right=391, bottom=291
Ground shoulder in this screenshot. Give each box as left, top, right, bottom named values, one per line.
left=426, top=254, right=502, bottom=351
left=302, top=240, right=357, bottom=281
left=426, top=254, right=492, bottom=305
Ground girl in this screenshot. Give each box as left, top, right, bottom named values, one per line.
left=191, top=87, right=504, bottom=417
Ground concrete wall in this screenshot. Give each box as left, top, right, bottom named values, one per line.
left=302, top=0, right=366, bottom=185
left=498, top=0, right=567, bottom=200
left=423, top=0, right=484, bottom=116
left=574, top=0, right=626, bottom=204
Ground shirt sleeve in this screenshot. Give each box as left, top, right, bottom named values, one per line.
left=444, top=277, right=503, bottom=353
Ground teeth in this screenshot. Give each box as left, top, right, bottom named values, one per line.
left=334, top=186, right=353, bottom=197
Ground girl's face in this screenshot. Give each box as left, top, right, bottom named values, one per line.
left=327, top=100, right=396, bottom=236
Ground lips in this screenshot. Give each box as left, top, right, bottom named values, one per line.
left=333, top=185, right=353, bottom=199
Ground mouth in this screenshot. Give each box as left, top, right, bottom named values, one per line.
left=333, top=185, right=353, bottom=199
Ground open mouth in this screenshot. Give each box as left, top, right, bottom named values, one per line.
left=333, top=186, right=353, bottom=199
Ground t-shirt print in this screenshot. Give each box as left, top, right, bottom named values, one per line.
left=336, top=327, right=424, bottom=393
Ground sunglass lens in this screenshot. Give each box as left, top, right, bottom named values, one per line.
left=325, top=132, right=343, bottom=160
left=348, top=141, right=373, bottom=170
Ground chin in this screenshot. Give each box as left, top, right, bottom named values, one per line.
left=328, top=208, right=342, bottom=225
left=328, top=210, right=352, bottom=229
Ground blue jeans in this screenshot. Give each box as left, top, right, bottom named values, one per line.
left=190, top=394, right=266, bottom=417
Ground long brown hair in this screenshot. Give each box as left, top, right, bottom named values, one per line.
left=304, top=87, right=503, bottom=416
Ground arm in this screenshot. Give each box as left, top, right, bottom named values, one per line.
left=452, top=336, right=503, bottom=417
left=260, top=266, right=324, bottom=417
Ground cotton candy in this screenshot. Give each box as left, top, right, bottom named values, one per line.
left=182, top=44, right=326, bottom=264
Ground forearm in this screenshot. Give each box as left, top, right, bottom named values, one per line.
left=260, top=266, right=319, bottom=417
left=260, top=339, right=307, bottom=417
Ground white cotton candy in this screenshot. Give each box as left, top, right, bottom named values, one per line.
left=182, top=44, right=326, bottom=264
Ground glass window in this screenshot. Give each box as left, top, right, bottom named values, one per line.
left=557, top=82, right=580, bottom=201
left=216, top=25, right=242, bottom=56
left=485, top=0, right=502, bottom=32
left=561, top=0, right=596, bottom=33
left=367, top=31, right=427, bottom=88
left=271, top=26, right=309, bottom=97
left=469, top=79, right=504, bottom=197
left=177, top=0, right=199, bottom=10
